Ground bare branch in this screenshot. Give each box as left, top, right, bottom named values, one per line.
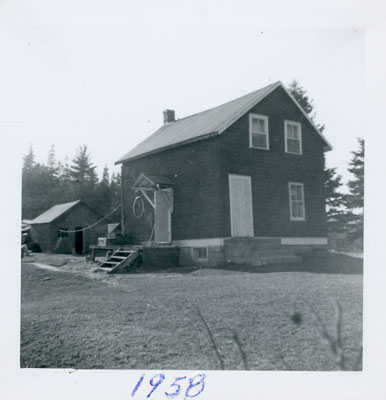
left=231, top=332, right=249, bottom=370
left=196, top=306, right=225, bottom=370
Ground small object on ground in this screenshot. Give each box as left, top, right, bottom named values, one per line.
left=42, top=277, right=52, bottom=281
left=21, top=244, right=31, bottom=258
left=291, top=312, right=303, bottom=325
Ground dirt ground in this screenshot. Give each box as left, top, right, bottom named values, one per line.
left=20, top=253, right=363, bottom=370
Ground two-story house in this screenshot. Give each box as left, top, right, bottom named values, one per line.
left=115, top=81, right=332, bottom=267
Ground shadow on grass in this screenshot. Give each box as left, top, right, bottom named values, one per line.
left=129, top=265, right=200, bottom=274
left=221, top=252, right=363, bottom=275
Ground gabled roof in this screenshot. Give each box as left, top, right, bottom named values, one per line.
left=29, top=200, right=81, bottom=224
left=116, top=81, right=332, bottom=164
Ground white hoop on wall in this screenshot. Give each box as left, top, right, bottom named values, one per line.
left=132, top=196, right=145, bottom=218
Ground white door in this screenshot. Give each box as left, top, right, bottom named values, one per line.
left=154, top=189, right=173, bottom=242
left=229, top=174, right=254, bottom=237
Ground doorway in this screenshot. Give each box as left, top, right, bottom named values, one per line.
left=229, top=174, right=254, bottom=237
left=74, top=227, right=83, bottom=254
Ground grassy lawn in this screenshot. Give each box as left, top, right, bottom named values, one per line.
left=20, top=253, right=363, bottom=370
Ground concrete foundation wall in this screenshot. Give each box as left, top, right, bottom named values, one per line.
left=179, top=246, right=224, bottom=268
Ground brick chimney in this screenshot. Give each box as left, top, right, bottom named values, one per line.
left=163, top=109, right=175, bottom=124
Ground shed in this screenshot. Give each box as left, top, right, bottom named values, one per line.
left=29, top=200, right=105, bottom=254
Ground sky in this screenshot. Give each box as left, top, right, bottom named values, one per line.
left=0, top=0, right=368, bottom=187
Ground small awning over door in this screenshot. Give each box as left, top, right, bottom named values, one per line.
left=133, top=173, right=174, bottom=190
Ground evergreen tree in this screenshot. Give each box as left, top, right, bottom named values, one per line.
left=110, top=172, right=121, bottom=207
left=22, top=146, right=51, bottom=219
left=46, top=145, right=59, bottom=181
left=288, top=80, right=315, bottom=118
left=345, top=138, right=364, bottom=238
left=346, top=139, right=364, bottom=210
left=22, top=145, right=35, bottom=173
left=95, top=166, right=112, bottom=215
left=70, top=145, right=98, bottom=186
left=324, top=167, right=347, bottom=232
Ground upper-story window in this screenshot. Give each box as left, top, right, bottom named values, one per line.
left=249, top=114, right=269, bottom=150
left=285, top=120, right=302, bottom=154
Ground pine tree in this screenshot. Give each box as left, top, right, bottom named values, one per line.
left=324, top=167, right=347, bottom=232
left=69, top=145, right=98, bottom=207
left=22, top=145, right=35, bottom=173
left=70, top=145, right=98, bottom=186
left=95, top=166, right=112, bottom=215
left=46, top=145, right=59, bottom=181
left=288, top=80, right=315, bottom=118
left=345, top=138, right=364, bottom=238
left=346, top=139, right=364, bottom=210
left=111, top=172, right=121, bottom=207
left=22, top=146, right=52, bottom=219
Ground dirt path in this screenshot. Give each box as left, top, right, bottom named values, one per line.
left=30, top=262, right=69, bottom=273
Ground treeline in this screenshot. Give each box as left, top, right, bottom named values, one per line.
left=22, top=144, right=121, bottom=221
left=289, top=80, right=364, bottom=244
left=324, top=138, right=364, bottom=239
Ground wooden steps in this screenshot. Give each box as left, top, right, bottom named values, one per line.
left=98, top=247, right=142, bottom=274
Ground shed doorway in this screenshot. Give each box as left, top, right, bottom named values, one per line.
left=229, top=174, right=254, bottom=237
left=75, top=227, right=83, bottom=254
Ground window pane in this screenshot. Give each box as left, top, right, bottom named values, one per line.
left=296, top=185, right=302, bottom=200
left=287, top=125, right=293, bottom=137
left=252, top=133, right=267, bottom=149
left=252, top=118, right=259, bottom=132
left=290, top=184, right=305, bottom=219
left=287, top=138, right=300, bottom=154
left=258, top=119, right=265, bottom=133
left=288, top=125, right=299, bottom=139
left=292, top=202, right=298, bottom=217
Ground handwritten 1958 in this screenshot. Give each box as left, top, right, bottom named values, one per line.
left=131, top=372, right=206, bottom=399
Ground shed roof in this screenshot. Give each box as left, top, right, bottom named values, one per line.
left=29, top=200, right=81, bottom=224
left=116, top=81, right=332, bottom=164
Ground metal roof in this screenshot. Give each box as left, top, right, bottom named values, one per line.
left=29, top=200, right=81, bottom=224
left=116, top=81, right=332, bottom=164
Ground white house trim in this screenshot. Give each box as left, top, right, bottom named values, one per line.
left=173, top=236, right=328, bottom=247
left=173, top=238, right=226, bottom=247
left=288, top=182, right=306, bottom=221
left=281, top=237, right=328, bottom=245
left=249, top=113, right=269, bottom=150
left=284, top=120, right=302, bottom=155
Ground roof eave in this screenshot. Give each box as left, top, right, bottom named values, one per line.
left=115, top=131, right=220, bottom=164
left=29, top=200, right=81, bottom=225
left=116, top=80, right=333, bottom=163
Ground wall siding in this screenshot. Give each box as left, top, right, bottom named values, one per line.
left=218, top=86, right=327, bottom=238
left=121, top=137, right=222, bottom=244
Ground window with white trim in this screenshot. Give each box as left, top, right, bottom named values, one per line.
left=289, top=183, right=305, bottom=221
left=195, top=247, right=208, bottom=260
left=249, top=114, right=269, bottom=150
left=285, top=121, right=302, bottom=154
